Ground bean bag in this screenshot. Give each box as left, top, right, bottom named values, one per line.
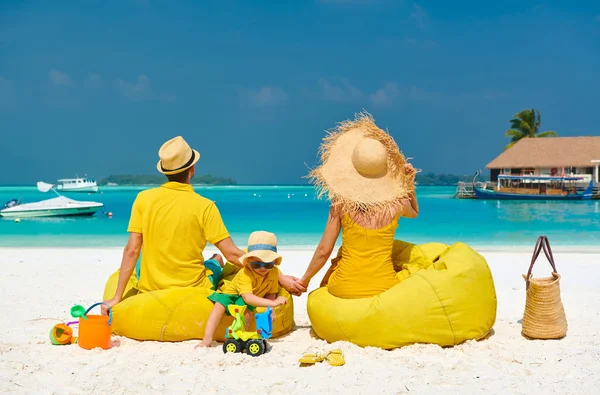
left=103, top=265, right=294, bottom=342
left=307, top=241, right=497, bottom=349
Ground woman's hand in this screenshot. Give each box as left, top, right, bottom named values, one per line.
left=279, top=274, right=306, bottom=296
left=404, top=163, right=417, bottom=180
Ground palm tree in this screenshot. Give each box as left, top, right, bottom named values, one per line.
left=504, top=108, right=557, bottom=150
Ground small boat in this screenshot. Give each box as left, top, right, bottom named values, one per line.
left=472, top=171, right=594, bottom=200
left=56, top=177, right=99, bottom=193
left=0, top=182, right=104, bottom=218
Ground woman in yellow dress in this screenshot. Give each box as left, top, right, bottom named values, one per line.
left=300, top=112, right=419, bottom=298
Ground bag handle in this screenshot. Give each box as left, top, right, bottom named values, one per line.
left=85, top=302, right=113, bottom=326
left=525, top=236, right=558, bottom=289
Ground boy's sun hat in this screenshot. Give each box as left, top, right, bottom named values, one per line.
left=307, top=111, right=414, bottom=214
left=157, top=136, right=200, bottom=175
left=240, top=231, right=283, bottom=266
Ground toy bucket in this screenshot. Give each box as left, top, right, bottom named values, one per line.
left=78, top=303, right=112, bottom=350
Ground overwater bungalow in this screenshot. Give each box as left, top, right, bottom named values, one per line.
left=457, top=137, right=600, bottom=199
left=486, top=136, right=600, bottom=184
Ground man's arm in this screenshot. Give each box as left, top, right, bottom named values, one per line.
left=101, top=232, right=142, bottom=315
left=214, top=237, right=246, bottom=267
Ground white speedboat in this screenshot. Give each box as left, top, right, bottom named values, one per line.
left=0, top=182, right=104, bottom=218
left=56, top=177, right=99, bottom=193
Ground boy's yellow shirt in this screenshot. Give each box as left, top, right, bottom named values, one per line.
left=220, top=265, right=280, bottom=297
left=128, top=181, right=230, bottom=293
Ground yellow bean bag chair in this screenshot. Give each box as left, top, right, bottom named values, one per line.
left=307, top=241, right=497, bottom=349
left=103, top=265, right=294, bottom=342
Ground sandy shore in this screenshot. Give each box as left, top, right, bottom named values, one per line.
left=1, top=246, right=599, bottom=394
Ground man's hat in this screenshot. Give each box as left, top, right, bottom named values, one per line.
left=156, top=136, right=200, bottom=175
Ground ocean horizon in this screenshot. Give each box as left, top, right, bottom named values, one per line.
left=1, top=185, right=599, bottom=249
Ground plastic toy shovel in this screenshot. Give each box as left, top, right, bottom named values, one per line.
left=70, top=304, right=88, bottom=320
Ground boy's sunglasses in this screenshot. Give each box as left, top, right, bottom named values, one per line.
left=249, top=261, right=275, bottom=270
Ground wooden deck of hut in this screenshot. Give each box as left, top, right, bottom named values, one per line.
left=455, top=181, right=600, bottom=199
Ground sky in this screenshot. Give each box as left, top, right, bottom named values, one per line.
left=1, top=0, right=599, bottom=185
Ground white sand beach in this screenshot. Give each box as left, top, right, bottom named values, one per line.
left=1, top=247, right=599, bottom=394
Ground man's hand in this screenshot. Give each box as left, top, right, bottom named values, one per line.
left=101, top=298, right=120, bottom=316
left=279, top=274, right=307, bottom=296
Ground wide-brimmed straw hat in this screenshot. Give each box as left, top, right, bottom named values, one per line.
left=307, top=112, right=414, bottom=214
left=156, top=136, right=200, bottom=175
left=239, top=231, right=283, bottom=266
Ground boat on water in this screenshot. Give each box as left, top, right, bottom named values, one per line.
left=0, top=182, right=104, bottom=218
left=56, top=177, right=99, bottom=193
left=472, top=171, right=594, bottom=200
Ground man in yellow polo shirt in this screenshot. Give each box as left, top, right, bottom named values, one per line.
left=102, top=136, right=305, bottom=314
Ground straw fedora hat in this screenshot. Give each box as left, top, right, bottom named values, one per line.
left=156, top=136, right=200, bottom=175
left=307, top=112, right=414, bottom=213
left=239, top=231, right=283, bottom=266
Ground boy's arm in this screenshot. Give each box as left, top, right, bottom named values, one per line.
left=241, top=293, right=283, bottom=307
left=264, top=293, right=277, bottom=300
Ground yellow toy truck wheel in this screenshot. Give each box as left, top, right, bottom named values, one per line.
left=223, top=339, right=243, bottom=354
left=246, top=339, right=265, bottom=357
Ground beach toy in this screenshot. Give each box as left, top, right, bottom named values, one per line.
left=73, top=303, right=113, bottom=350
left=70, top=304, right=88, bottom=320
left=222, top=306, right=273, bottom=357
left=49, top=321, right=78, bottom=345
left=298, top=349, right=345, bottom=366
left=307, top=241, right=497, bottom=349
left=102, top=262, right=293, bottom=342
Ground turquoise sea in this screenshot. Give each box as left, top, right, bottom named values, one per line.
left=1, top=185, right=599, bottom=248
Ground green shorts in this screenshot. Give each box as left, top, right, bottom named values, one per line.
left=207, top=292, right=256, bottom=316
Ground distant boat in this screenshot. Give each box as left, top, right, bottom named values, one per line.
left=56, top=177, right=99, bottom=193
left=0, top=182, right=104, bottom=218
left=472, top=170, right=594, bottom=200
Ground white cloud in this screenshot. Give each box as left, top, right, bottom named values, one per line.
left=318, top=79, right=504, bottom=108
left=85, top=72, right=102, bottom=88
left=319, top=78, right=363, bottom=101
left=368, top=83, right=399, bottom=106
left=410, top=3, right=430, bottom=30
left=318, top=79, right=398, bottom=106
left=49, top=69, right=73, bottom=86
left=118, top=75, right=150, bottom=98
left=242, top=86, right=288, bottom=107
left=117, top=75, right=175, bottom=102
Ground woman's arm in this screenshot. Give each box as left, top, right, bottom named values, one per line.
left=300, top=206, right=342, bottom=288
left=400, top=163, right=419, bottom=218
left=400, top=191, right=419, bottom=218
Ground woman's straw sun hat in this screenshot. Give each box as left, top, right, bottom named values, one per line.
left=308, top=112, right=414, bottom=213
left=157, top=136, right=200, bottom=175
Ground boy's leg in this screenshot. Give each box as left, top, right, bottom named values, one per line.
left=196, top=302, right=226, bottom=348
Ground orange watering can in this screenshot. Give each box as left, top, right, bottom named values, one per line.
left=71, top=302, right=113, bottom=350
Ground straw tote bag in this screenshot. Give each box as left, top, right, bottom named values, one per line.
left=521, top=236, right=568, bottom=339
